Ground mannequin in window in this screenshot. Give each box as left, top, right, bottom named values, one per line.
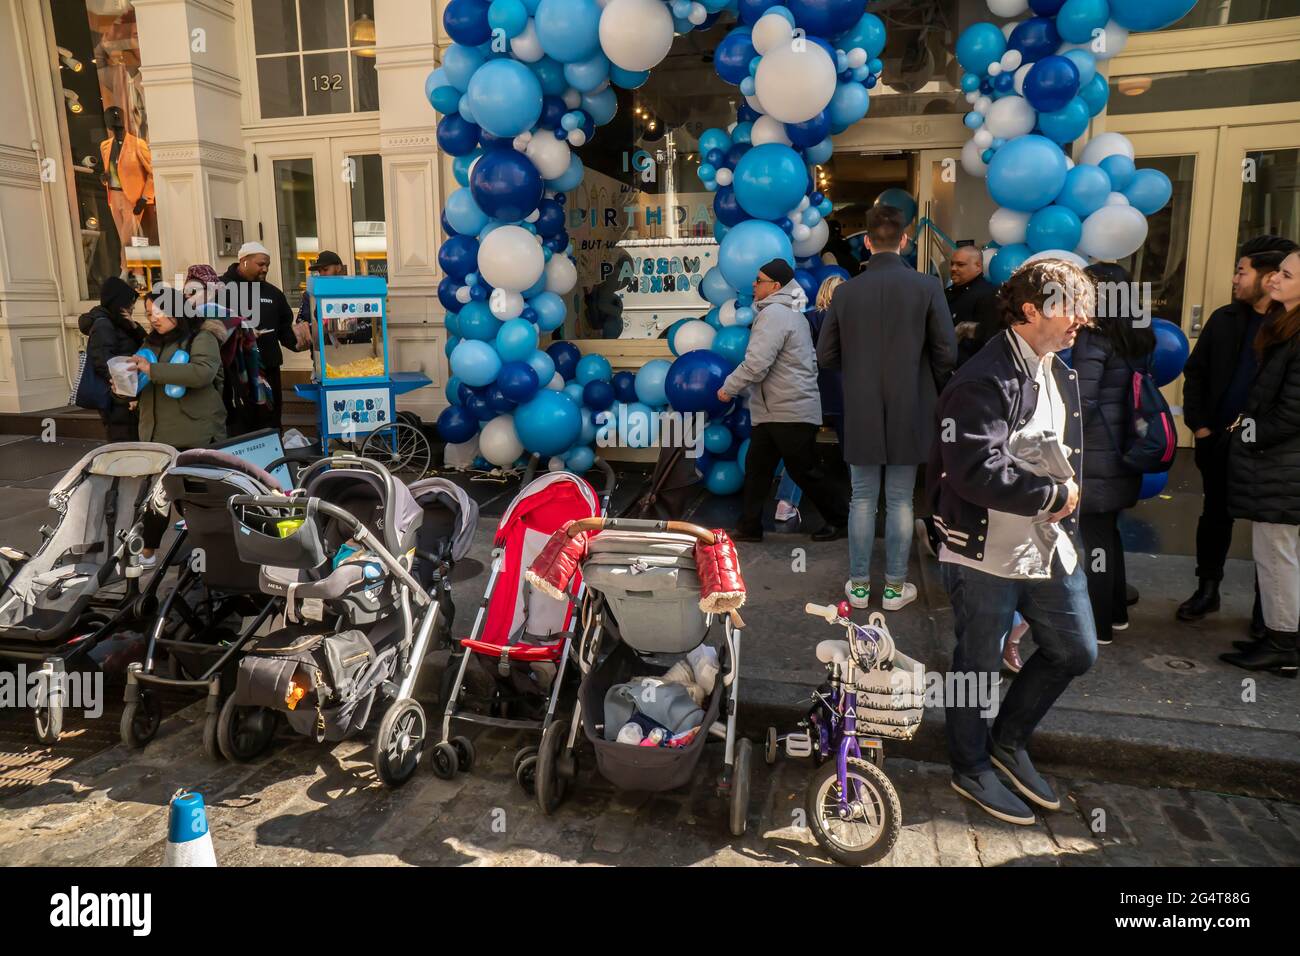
left=99, top=106, right=154, bottom=253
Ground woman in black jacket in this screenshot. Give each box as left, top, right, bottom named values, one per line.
left=1223, top=250, right=1300, bottom=677
left=78, top=276, right=145, bottom=441
left=1074, top=263, right=1156, bottom=646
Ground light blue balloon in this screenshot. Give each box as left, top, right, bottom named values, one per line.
left=488, top=0, right=529, bottom=37
left=451, top=339, right=502, bottom=387
left=987, top=135, right=1069, bottom=213
left=712, top=325, right=750, bottom=367
left=525, top=348, right=556, bottom=387
left=732, top=121, right=753, bottom=144
left=610, top=66, right=650, bottom=89
left=956, top=22, right=1007, bottom=75
left=534, top=0, right=602, bottom=63
left=530, top=291, right=567, bottom=331
left=1078, top=72, right=1109, bottom=116
left=467, top=59, right=543, bottom=136
left=1037, top=96, right=1090, bottom=144
left=562, top=382, right=585, bottom=406
left=457, top=301, right=501, bottom=341
left=734, top=144, right=808, bottom=221
left=565, top=444, right=595, bottom=472
left=828, top=82, right=869, bottom=132
left=495, top=317, right=539, bottom=362
left=964, top=111, right=984, bottom=129
left=582, top=86, right=618, bottom=126
left=457, top=93, right=477, bottom=125
left=699, top=128, right=732, bottom=154
left=453, top=149, right=482, bottom=187
left=443, top=43, right=485, bottom=92
left=446, top=187, right=490, bottom=235
left=837, top=12, right=887, bottom=60
left=736, top=438, right=750, bottom=474
left=719, top=219, right=794, bottom=289
left=804, top=138, right=834, bottom=164
left=706, top=460, right=744, bottom=495
left=876, top=187, right=918, bottom=226
left=1057, top=0, right=1111, bottom=43
left=634, top=358, right=671, bottom=406
left=1057, top=163, right=1112, bottom=218
left=1123, top=168, right=1173, bottom=215
left=1099, top=154, right=1136, bottom=191
left=1062, top=48, right=1097, bottom=86
left=547, top=153, right=584, bottom=192
left=989, top=243, right=1032, bottom=285
left=564, top=53, right=610, bottom=93
left=575, top=353, right=612, bottom=384
left=700, top=267, right=736, bottom=306
left=703, top=423, right=733, bottom=455
left=1026, top=205, right=1083, bottom=253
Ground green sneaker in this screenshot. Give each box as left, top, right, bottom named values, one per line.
left=883, top=582, right=918, bottom=611
left=844, top=580, right=870, bottom=609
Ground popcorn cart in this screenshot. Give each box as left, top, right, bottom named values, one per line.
left=295, top=275, right=433, bottom=478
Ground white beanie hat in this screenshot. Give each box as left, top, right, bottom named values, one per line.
left=237, top=241, right=271, bottom=259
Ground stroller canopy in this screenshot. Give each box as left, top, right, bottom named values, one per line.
left=302, top=459, right=423, bottom=555
left=408, top=477, right=479, bottom=563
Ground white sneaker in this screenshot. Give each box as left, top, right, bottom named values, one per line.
left=844, top=580, right=870, bottom=609
left=882, top=582, right=917, bottom=612
left=774, top=501, right=799, bottom=523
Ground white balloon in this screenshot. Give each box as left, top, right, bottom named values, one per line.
left=745, top=92, right=767, bottom=115
left=792, top=218, right=828, bottom=257
left=1078, top=205, right=1148, bottom=260
left=510, top=20, right=544, bottom=62
left=477, top=225, right=545, bottom=293
left=1013, top=63, right=1031, bottom=96
left=1023, top=249, right=1089, bottom=269
left=718, top=300, right=739, bottom=326
left=1000, top=49, right=1023, bottom=72
left=1096, top=20, right=1128, bottom=60
left=455, top=285, right=472, bottom=304
left=568, top=129, right=587, bottom=147
left=988, top=61, right=1003, bottom=77
left=1105, top=191, right=1130, bottom=206
left=751, top=114, right=792, bottom=146
left=563, top=88, right=582, bottom=109
left=545, top=254, right=577, bottom=295
left=792, top=222, right=810, bottom=241
left=975, top=95, right=992, bottom=114
left=525, top=133, right=572, bottom=180
left=599, top=0, right=674, bottom=71
left=752, top=12, right=793, bottom=54
left=754, top=43, right=837, bottom=124
left=987, top=0, right=1029, bottom=15
left=480, top=415, right=524, bottom=467
left=1079, top=131, right=1135, bottom=167
left=974, top=128, right=993, bottom=148
left=715, top=168, right=734, bottom=186
left=489, top=289, right=525, bottom=319
left=846, top=47, right=867, bottom=69
left=547, top=455, right=565, bottom=472
left=961, top=138, right=988, bottom=178
left=965, top=90, right=979, bottom=104
left=984, top=95, right=1036, bottom=139
left=989, top=207, right=1031, bottom=246
left=674, top=319, right=716, bottom=353
left=687, top=2, right=707, bottom=25
left=547, top=372, right=565, bottom=390
left=982, top=246, right=998, bottom=272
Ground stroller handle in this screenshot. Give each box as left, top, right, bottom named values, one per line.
left=565, top=516, right=716, bottom=544
left=522, top=453, right=617, bottom=498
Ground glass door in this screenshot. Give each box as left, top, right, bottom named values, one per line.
left=253, top=139, right=336, bottom=309
left=327, top=138, right=387, bottom=281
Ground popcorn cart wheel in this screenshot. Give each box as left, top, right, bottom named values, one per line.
left=357, top=418, right=433, bottom=481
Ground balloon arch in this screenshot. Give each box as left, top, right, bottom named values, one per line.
left=429, top=0, right=1198, bottom=488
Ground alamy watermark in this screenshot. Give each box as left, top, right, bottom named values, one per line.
left=1044, top=279, right=1154, bottom=327
left=0, top=664, right=103, bottom=719
left=594, top=406, right=706, bottom=457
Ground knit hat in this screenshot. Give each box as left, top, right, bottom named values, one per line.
left=237, top=241, right=271, bottom=260
left=98, top=276, right=138, bottom=315
left=758, top=258, right=795, bottom=286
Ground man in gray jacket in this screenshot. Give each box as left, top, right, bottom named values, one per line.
left=717, top=259, right=849, bottom=543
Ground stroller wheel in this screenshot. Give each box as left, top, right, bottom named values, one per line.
left=217, top=695, right=277, bottom=763
left=512, top=745, right=538, bottom=777
left=805, top=756, right=901, bottom=867
left=120, top=691, right=163, bottom=749
left=515, top=753, right=539, bottom=795
left=536, top=719, right=569, bottom=815
left=450, top=735, right=475, bottom=773
left=202, top=710, right=222, bottom=761
left=33, top=700, right=63, bottom=745
left=729, top=738, right=754, bottom=837
left=430, top=741, right=459, bottom=780
left=765, top=727, right=779, bottom=766
left=374, top=698, right=426, bottom=788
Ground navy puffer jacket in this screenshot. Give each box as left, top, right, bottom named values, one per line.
left=1229, top=335, right=1300, bottom=525
left=1073, top=327, right=1146, bottom=515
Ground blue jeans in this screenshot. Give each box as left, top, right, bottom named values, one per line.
left=941, top=557, right=1097, bottom=775
left=848, top=464, right=917, bottom=585
left=776, top=462, right=802, bottom=507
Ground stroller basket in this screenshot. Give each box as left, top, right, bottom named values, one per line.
left=851, top=649, right=925, bottom=741
left=229, top=496, right=329, bottom=570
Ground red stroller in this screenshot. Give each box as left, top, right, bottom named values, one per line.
left=432, top=462, right=614, bottom=785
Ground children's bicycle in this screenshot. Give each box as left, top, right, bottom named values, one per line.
left=767, top=601, right=922, bottom=866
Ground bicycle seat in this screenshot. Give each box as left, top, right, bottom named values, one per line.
left=816, top=639, right=851, bottom=665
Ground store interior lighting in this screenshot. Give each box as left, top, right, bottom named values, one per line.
left=57, top=46, right=83, bottom=72
left=63, top=90, right=83, bottom=114
left=351, top=14, right=376, bottom=57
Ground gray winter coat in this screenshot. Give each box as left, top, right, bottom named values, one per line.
left=720, top=280, right=822, bottom=426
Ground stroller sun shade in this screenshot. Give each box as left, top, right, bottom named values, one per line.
left=302, top=467, right=422, bottom=556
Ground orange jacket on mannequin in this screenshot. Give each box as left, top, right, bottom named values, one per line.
left=100, top=131, right=154, bottom=207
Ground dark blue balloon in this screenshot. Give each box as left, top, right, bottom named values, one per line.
left=1028, top=0, right=1067, bottom=13
left=441, top=209, right=457, bottom=236
left=544, top=233, right=569, bottom=252
left=535, top=198, right=565, bottom=238
left=736, top=103, right=760, bottom=124
left=438, top=275, right=462, bottom=312
left=478, top=130, right=516, bottom=150
left=705, top=148, right=726, bottom=167
left=497, top=360, right=540, bottom=402
left=470, top=150, right=543, bottom=222
left=582, top=379, right=615, bottom=412
left=779, top=218, right=794, bottom=234
left=488, top=386, right=516, bottom=414
left=994, top=72, right=1015, bottom=93
left=788, top=0, right=860, bottom=40
left=793, top=268, right=818, bottom=303
left=457, top=382, right=474, bottom=405
left=725, top=142, right=751, bottom=167
left=979, top=78, right=995, bottom=95
left=612, top=370, right=638, bottom=403
left=443, top=0, right=491, bottom=45
left=1024, top=55, right=1080, bottom=113
left=787, top=112, right=830, bottom=148
left=467, top=391, right=496, bottom=421
left=547, top=341, right=582, bottom=380
left=437, top=114, right=480, bottom=156
left=715, top=28, right=758, bottom=85
left=539, top=95, right=567, bottom=130
left=724, top=405, right=751, bottom=440
left=438, top=234, right=479, bottom=280
left=737, top=0, right=778, bottom=24
left=664, top=350, right=731, bottom=415
left=714, top=186, right=747, bottom=227
left=470, top=282, right=489, bottom=301
left=437, top=405, right=478, bottom=444
left=1008, top=17, right=1061, bottom=64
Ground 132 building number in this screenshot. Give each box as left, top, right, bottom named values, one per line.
left=312, top=73, right=343, bottom=93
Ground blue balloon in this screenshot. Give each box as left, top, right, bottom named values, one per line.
left=562, top=382, right=585, bottom=407
left=575, top=353, right=612, bottom=385
left=489, top=386, right=517, bottom=414
left=1029, top=0, right=1067, bottom=13
left=706, top=460, right=744, bottom=496
left=610, top=66, right=650, bottom=89
left=450, top=339, right=502, bottom=387
left=466, top=59, right=543, bottom=137
left=1151, top=317, right=1190, bottom=388
left=565, top=53, right=609, bottom=94
left=713, top=186, right=747, bottom=228
left=989, top=243, right=1032, bottom=285
left=711, top=326, right=750, bottom=368
left=634, top=358, right=671, bottom=406
left=1123, top=168, right=1173, bottom=216
left=956, top=23, right=1007, bottom=75
left=443, top=0, right=491, bottom=44
left=436, top=114, right=480, bottom=156
left=786, top=112, right=830, bottom=149
left=1057, top=163, right=1112, bottom=218
left=725, top=405, right=752, bottom=440
left=700, top=267, right=738, bottom=307
left=453, top=150, right=482, bottom=188
left=565, top=445, right=596, bottom=472
left=736, top=438, right=750, bottom=474
left=530, top=291, right=567, bottom=331
left=738, top=0, right=779, bottom=23
left=1099, top=154, right=1137, bottom=192
left=1037, top=96, right=1091, bottom=144
left=470, top=149, right=543, bottom=221
left=699, top=127, right=732, bottom=155
left=582, top=379, right=615, bottom=411
left=445, top=187, right=490, bottom=235
left=1138, top=471, right=1169, bottom=500
left=489, top=0, right=528, bottom=35
left=665, top=350, right=732, bottom=415
left=1026, top=205, right=1083, bottom=253
left=457, top=300, right=501, bottom=341
left=446, top=375, right=465, bottom=405
left=827, top=82, right=870, bottom=132
left=525, top=349, right=556, bottom=388
left=875, top=188, right=917, bottom=227
left=611, top=370, right=638, bottom=403
left=1057, top=0, right=1110, bottom=43
left=534, top=199, right=565, bottom=238
left=438, top=276, right=463, bottom=312
left=546, top=341, right=583, bottom=380
left=443, top=44, right=484, bottom=92
left=438, top=234, right=479, bottom=280
left=515, top=390, right=582, bottom=455
left=793, top=268, right=819, bottom=304
left=1062, top=48, right=1097, bottom=86
left=715, top=27, right=758, bottom=85
left=733, top=144, right=808, bottom=221
left=534, top=0, right=602, bottom=63
left=1008, top=17, right=1060, bottom=64
left=703, top=422, right=733, bottom=455
left=621, top=402, right=655, bottom=448
left=836, top=12, right=887, bottom=59
left=530, top=56, right=568, bottom=96
left=719, top=219, right=794, bottom=290
left=498, top=360, right=541, bottom=402
left=786, top=0, right=861, bottom=38
left=495, top=317, right=538, bottom=362
left=987, top=135, right=1069, bottom=213
left=803, top=137, right=834, bottom=165
left=428, top=81, right=461, bottom=115
left=547, top=153, right=584, bottom=192
left=1078, top=72, right=1110, bottom=116
left=437, top=404, right=479, bottom=444
left=1108, top=0, right=1198, bottom=31
left=1023, top=56, right=1080, bottom=113
left=582, top=86, right=618, bottom=126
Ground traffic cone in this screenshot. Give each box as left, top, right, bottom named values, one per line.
left=163, top=788, right=217, bottom=867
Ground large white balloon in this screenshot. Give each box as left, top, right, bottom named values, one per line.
left=752, top=12, right=793, bottom=54
left=510, top=20, right=544, bottom=62
left=751, top=114, right=792, bottom=146
left=480, top=415, right=524, bottom=466
left=984, top=95, right=1037, bottom=139
left=1079, top=131, right=1135, bottom=167
left=1078, top=205, right=1148, bottom=260
left=489, top=289, right=525, bottom=319
left=989, top=207, right=1031, bottom=246
left=792, top=218, right=829, bottom=257
left=987, top=0, right=1029, bottom=15
left=754, top=43, right=837, bottom=124
left=674, top=319, right=716, bottom=354
left=477, top=225, right=545, bottom=293
left=545, top=254, right=578, bottom=294
left=961, top=138, right=988, bottom=178
left=1023, top=249, right=1088, bottom=269
left=599, top=0, right=674, bottom=71
left=526, top=133, right=572, bottom=180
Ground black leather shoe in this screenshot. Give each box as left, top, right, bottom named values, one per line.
left=1250, top=593, right=1266, bottom=641
left=810, top=525, right=846, bottom=542
left=731, top=530, right=763, bottom=543
left=1176, top=579, right=1220, bottom=622
left=1126, top=583, right=1139, bottom=607
left=1220, top=629, right=1298, bottom=677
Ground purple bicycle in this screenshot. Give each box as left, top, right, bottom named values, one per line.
left=767, top=601, right=916, bottom=866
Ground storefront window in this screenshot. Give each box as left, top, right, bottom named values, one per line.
left=1160, top=0, right=1300, bottom=29
left=50, top=0, right=159, bottom=300
left=1238, top=147, right=1300, bottom=248
left=1107, top=59, right=1300, bottom=115
left=348, top=154, right=387, bottom=279
left=272, top=158, right=317, bottom=307
left=1119, top=155, right=1196, bottom=325
left=252, top=0, right=378, bottom=119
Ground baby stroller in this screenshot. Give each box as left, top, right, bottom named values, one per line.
left=224, top=454, right=467, bottom=786
left=528, top=517, right=752, bottom=836
left=433, top=462, right=614, bottom=783
left=121, top=449, right=297, bottom=756
left=0, top=442, right=177, bottom=742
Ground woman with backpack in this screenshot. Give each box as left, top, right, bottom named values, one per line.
left=1223, top=249, right=1300, bottom=677
left=78, top=276, right=145, bottom=441
left=1074, top=263, right=1157, bottom=646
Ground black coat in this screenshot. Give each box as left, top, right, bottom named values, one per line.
left=817, top=253, right=957, bottom=465
left=1228, top=335, right=1300, bottom=525
left=1183, top=300, right=1273, bottom=432
left=946, top=275, right=1000, bottom=366
left=1072, top=327, right=1145, bottom=515
left=219, top=264, right=298, bottom=368
left=79, top=305, right=145, bottom=408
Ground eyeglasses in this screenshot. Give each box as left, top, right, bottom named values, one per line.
left=753, top=275, right=777, bottom=286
